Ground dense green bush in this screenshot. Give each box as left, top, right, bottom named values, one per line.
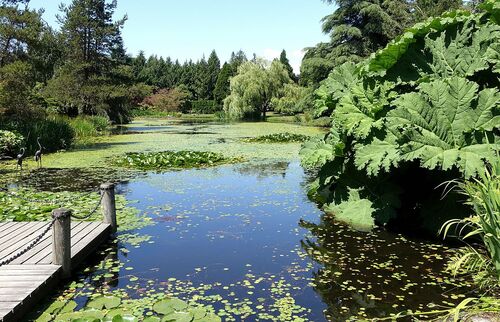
left=301, top=4, right=500, bottom=232
left=141, top=87, right=191, bottom=112
left=0, top=130, right=24, bottom=157
left=271, top=84, right=313, bottom=115
left=190, top=100, right=221, bottom=114
left=1, top=116, right=75, bottom=153
left=67, top=116, right=110, bottom=138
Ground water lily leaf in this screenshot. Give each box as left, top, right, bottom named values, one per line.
left=153, top=298, right=188, bottom=315
left=111, top=314, right=138, bottom=322
left=162, top=311, right=193, bottom=322
left=143, top=317, right=161, bottom=322
left=189, top=307, right=207, bottom=320
left=202, top=313, right=222, bottom=322
left=35, top=312, right=52, bottom=322
left=87, top=296, right=121, bottom=310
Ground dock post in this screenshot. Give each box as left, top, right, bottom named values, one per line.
left=101, top=183, right=117, bottom=233
left=52, top=208, right=71, bottom=278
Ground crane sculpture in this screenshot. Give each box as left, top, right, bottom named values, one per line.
left=34, top=137, right=43, bottom=167
left=16, top=147, right=26, bottom=172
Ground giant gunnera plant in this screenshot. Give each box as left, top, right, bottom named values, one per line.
left=300, top=1, right=500, bottom=233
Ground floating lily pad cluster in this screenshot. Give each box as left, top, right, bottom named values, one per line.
left=243, top=132, right=311, bottom=143
left=112, top=151, right=240, bottom=170
left=0, top=188, right=151, bottom=234
left=35, top=295, right=221, bottom=322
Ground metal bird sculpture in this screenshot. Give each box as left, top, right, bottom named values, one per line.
left=34, top=137, right=43, bottom=167
left=16, top=147, right=26, bottom=172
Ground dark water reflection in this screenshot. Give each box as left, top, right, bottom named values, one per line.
left=24, top=161, right=474, bottom=321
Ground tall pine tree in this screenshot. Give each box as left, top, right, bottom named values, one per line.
left=44, top=0, right=131, bottom=121
left=279, top=50, right=295, bottom=82
left=214, top=62, right=232, bottom=104
left=206, top=50, right=220, bottom=100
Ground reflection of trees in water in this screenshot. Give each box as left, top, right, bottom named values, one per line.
left=300, top=219, right=383, bottom=321
left=299, top=217, right=470, bottom=321
left=235, top=161, right=289, bottom=180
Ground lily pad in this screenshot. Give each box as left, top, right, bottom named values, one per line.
left=88, top=296, right=121, bottom=310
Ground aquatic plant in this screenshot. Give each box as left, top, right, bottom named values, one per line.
left=112, top=151, right=240, bottom=170
left=440, top=160, right=500, bottom=292
left=68, top=116, right=110, bottom=139
left=0, top=188, right=150, bottom=233
left=36, top=295, right=221, bottom=321
left=300, top=3, right=500, bottom=232
left=244, top=132, right=311, bottom=143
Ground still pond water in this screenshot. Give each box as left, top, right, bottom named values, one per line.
left=21, top=122, right=474, bottom=321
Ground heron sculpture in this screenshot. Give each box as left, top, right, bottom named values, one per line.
left=16, top=147, right=26, bottom=171
left=34, top=137, right=43, bottom=167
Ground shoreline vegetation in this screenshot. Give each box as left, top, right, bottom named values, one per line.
left=0, top=0, right=498, bottom=320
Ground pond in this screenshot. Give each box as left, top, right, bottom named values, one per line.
left=5, top=120, right=474, bottom=321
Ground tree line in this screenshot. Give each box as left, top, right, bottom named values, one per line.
left=0, top=0, right=485, bottom=127
left=0, top=0, right=300, bottom=124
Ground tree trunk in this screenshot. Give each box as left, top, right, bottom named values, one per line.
left=261, top=102, right=268, bottom=120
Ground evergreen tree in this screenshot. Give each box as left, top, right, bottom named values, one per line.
left=301, top=0, right=466, bottom=86
left=194, top=56, right=209, bottom=99
left=320, top=0, right=412, bottom=66
left=0, top=2, right=43, bottom=66
left=213, top=62, right=232, bottom=104
left=279, top=49, right=295, bottom=82
left=206, top=50, right=220, bottom=99
left=44, top=0, right=131, bottom=121
left=229, top=50, right=247, bottom=73
left=57, top=0, right=127, bottom=76
left=132, top=51, right=146, bottom=81
left=413, top=0, right=463, bottom=20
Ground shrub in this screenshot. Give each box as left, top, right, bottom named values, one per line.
left=1, top=116, right=74, bottom=153
left=0, top=130, right=24, bottom=157
left=271, top=84, right=313, bottom=115
left=67, top=116, right=110, bottom=139
left=300, top=4, right=500, bottom=232
left=190, top=100, right=221, bottom=114
left=141, top=87, right=190, bottom=112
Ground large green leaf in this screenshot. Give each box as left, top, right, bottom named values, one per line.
left=334, top=80, right=395, bottom=140
left=425, top=19, right=500, bottom=78
left=323, top=189, right=376, bottom=232
left=354, top=136, right=400, bottom=176
left=388, top=77, right=499, bottom=178
left=314, top=62, right=359, bottom=117
left=362, top=10, right=472, bottom=76
left=300, top=130, right=344, bottom=169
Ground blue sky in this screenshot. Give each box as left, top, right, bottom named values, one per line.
left=28, top=0, right=332, bottom=73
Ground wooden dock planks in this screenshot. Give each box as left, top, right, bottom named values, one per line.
left=0, top=221, right=111, bottom=321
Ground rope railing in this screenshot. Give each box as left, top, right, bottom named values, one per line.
left=70, top=190, right=104, bottom=220
left=0, top=182, right=118, bottom=273
left=0, top=218, right=56, bottom=267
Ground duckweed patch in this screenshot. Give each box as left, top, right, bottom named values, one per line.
left=243, top=132, right=311, bottom=143
left=112, top=151, right=241, bottom=170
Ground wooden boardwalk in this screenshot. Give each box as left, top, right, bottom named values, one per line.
left=0, top=221, right=110, bottom=321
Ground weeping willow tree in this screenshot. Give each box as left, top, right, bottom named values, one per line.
left=223, top=60, right=292, bottom=119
